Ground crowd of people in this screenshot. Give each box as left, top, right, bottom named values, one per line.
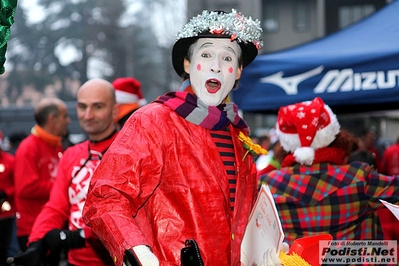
left=1, top=6, right=399, bottom=266
left=0, top=76, right=145, bottom=266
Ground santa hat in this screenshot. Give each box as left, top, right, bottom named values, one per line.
left=112, top=77, right=147, bottom=106
left=276, top=97, right=340, bottom=165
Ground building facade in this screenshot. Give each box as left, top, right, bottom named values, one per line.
left=186, top=0, right=388, bottom=53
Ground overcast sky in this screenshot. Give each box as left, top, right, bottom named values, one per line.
left=19, top=0, right=46, bottom=24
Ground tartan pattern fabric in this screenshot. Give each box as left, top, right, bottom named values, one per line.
left=258, top=161, right=399, bottom=245
left=211, top=128, right=236, bottom=211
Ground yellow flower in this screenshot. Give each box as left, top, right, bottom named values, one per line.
left=238, top=132, right=268, bottom=161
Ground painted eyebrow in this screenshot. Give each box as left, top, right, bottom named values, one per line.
left=199, top=42, right=237, bottom=55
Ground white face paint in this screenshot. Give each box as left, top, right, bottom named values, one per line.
left=184, top=38, right=242, bottom=106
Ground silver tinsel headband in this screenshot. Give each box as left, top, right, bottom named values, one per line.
left=176, top=9, right=263, bottom=50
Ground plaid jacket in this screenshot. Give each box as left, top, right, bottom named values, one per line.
left=258, top=161, right=399, bottom=244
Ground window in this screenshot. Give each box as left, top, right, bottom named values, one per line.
left=294, top=0, right=311, bottom=31
left=263, top=0, right=279, bottom=32
left=325, top=0, right=386, bottom=34
left=339, top=4, right=375, bottom=29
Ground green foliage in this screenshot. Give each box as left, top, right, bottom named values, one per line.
left=0, top=0, right=18, bottom=74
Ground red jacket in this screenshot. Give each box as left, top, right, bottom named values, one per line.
left=83, top=103, right=258, bottom=266
left=29, top=134, right=118, bottom=266
left=379, top=143, right=399, bottom=254
left=0, top=150, right=15, bottom=219
left=381, top=143, right=399, bottom=175
left=14, top=134, right=63, bottom=236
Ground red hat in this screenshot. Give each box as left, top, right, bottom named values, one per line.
left=276, top=97, right=340, bottom=165
left=112, top=77, right=147, bottom=106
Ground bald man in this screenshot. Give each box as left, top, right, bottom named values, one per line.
left=14, top=97, right=70, bottom=252
left=8, top=79, right=119, bottom=266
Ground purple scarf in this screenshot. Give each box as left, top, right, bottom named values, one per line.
left=154, top=84, right=248, bottom=131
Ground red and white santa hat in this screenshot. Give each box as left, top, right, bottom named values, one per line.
left=112, top=77, right=147, bottom=106
left=276, top=97, right=340, bottom=165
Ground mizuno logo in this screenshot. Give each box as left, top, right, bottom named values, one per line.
left=314, top=68, right=399, bottom=93
left=259, top=66, right=399, bottom=95
left=260, top=66, right=324, bottom=95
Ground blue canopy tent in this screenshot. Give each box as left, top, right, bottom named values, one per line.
left=233, top=1, right=399, bottom=114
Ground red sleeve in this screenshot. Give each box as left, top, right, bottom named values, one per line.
left=257, top=164, right=278, bottom=180
left=28, top=151, right=71, bottom=243
left=14, top=138, right=55, bottom=199
left=1, top=151, right=15, bottom=197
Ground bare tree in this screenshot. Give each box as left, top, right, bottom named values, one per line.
left=5, top=0, right=186, bottom=104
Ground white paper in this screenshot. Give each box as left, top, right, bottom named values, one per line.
left=380, top=199, right=399, bottom=221
left=240, top=185, right=284, bottom=266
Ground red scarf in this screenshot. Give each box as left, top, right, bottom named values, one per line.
left=281, top=147, right=346, bottom=167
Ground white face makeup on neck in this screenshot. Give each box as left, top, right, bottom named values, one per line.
left=184, top=38, right=242, bottom=106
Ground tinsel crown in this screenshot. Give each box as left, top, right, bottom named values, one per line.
left=176, top=9, right=263, bottom=50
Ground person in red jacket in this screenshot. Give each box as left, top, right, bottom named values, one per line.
left=7, top=78, right=119, bottom=266
left=83, top=9, right=282, bottom=266
left=381, top=132, right=399, bottom=176
left=0, top=130, right=16, bottom=265
left=14, top=97, right=70, bottom=253
left=379, top=132, right=399, bottom=260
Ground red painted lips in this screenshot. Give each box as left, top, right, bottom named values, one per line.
left=206, top=79, right=221, bottom=93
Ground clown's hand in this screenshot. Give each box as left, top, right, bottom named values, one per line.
left=261, top=243, right=290, bottom=266
left=123, top=245, right=159, bottom=266
left=261, top=248, right=282, bottom=266
left=282, top=242, right=290, bottom=253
